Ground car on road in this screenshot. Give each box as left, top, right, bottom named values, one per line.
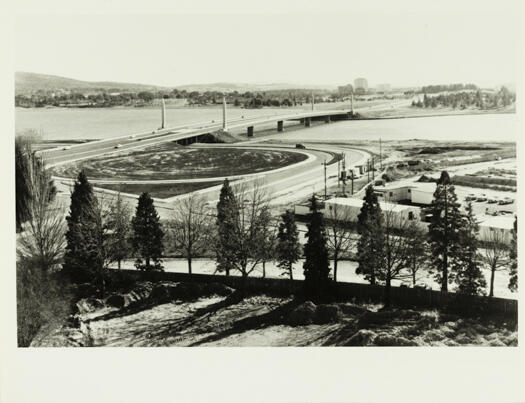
left=295, top=143, right=306, bottom=149
left=114, top=144, right=122, bottom=149
left=465, top=194, right=476, bottom=201
left=62, top=146, right=71, bottom=150
left=487, top=197, right=499, bottom=204
left=498, top=197, right=514, bottom=205
left=476, top=194, right=487, bottom=202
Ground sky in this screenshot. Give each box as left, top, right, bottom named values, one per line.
left=15, top=9, right=518, bottom=88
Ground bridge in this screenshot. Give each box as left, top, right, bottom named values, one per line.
left=39, top=99, right=356, bottom=166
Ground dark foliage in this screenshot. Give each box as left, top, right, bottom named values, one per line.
left=131, top=192, right=164, bottom=271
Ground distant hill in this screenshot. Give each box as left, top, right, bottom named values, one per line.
left=16, top=72, right=337, bottom=95
left=15, top=72, right=168, bottom=94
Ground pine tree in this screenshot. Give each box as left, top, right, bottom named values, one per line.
left=508, top=217, right=517, bottom=292
left=303, top=195, right=330, bottom=300
left=215, top=178, right=238, bottom=276
left=63, top=170, right=99, bottom=283
left=455, top=202, right=486, bottom=295
left=276, top=210, right=301, bottom=280
left=131, top=192, right=164, bottom=271
left=356, top=185, right=384, bottom=285
left=428, top=171, right=464, bottom=292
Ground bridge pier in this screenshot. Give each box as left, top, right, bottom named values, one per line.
left=304, top=117, right=311, bottom=127
left=277, top=120, right=284, bottom=132
left=324, top=116, right=331, bottom=123
left=247, top=126, right=254, bottom=137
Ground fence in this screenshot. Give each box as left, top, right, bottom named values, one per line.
left=111, top=269, right=517, bottom=316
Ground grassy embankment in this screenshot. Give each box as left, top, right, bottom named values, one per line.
left=96, top=181, right=223, bottom=199
left=51, top=144, right=307, bottom=181
left=31, top=278, right=517, bottom=347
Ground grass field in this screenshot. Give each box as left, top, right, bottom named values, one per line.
left=95, top=181, right=223, bottom=199
left=52, top=143, right=307, bottom=181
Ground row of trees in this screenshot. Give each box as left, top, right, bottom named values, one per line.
left=420, top=83, right=478, bottom=94
left=18, top=160, right=518, bottom=307
left=16, top=87, right=333, bottom=109
left=412, top=88, right=515, bottom=110
left=356, top=171, right=517, bottom=304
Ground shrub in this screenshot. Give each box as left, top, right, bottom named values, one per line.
left=286, top=301, right=317, bottom=326
left=315, top=304, right=342, bottom=324
left=17, top=260, right=73, bottom=347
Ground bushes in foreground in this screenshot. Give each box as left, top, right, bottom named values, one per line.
left=17, top=260, right=73, bottom=347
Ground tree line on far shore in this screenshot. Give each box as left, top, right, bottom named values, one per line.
left=411, top=87, right=514, bottom=110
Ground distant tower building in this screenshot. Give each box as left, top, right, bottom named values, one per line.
left=161, top=98, right=166, bottom=129
left=222, top=96, right=227, bottom=131
left=354, top=77, right=368, bottom=93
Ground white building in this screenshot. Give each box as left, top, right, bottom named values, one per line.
left=478, top=216, right=515, bottom=244
left=324, top=197, right=424, bottom=229
left=354, top=77, right=368, bottom=92
left=410, top=182, right=437, bottom=205
left=372, top=182, right=436, bottom=205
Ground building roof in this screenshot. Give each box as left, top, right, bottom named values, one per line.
left=478, top=215, right=515, bottom=230
left=374, top=182, right=436, bottom=193
left=326, top=197, right=420, bottom=213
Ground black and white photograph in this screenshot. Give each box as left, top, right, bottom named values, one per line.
left=1, top=0, right=524, bottom=402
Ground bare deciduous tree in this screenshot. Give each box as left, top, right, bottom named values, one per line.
left=481, top=228, right=509, bottom=297
left=325, top=203, right=355, bottom=282
left=402, top=221, right=429, bottom=287
left=170, top=193, right=213, bottom=274
left=227, top=180, right=273, bottom=285
left=377, top=207, right=421, bottom=308
left=17, top=156, right=66, bottom=272
left=106, top=192, right=132, bottom=270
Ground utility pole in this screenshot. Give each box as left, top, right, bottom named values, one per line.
left=322, top=160, right=327, bottom=199
left=311, top=91, right=314, bottom=111
left=350, top=171, right=354, bottom=195
left=379, top=137, right=382, bottom=170
left=367, top=159, right=370, bottom=182
left=372, top=157, right=375, bottom=181
left=350, top=92, right=354, bottom=115
left=337, top=159, right=341, bottom=189
left=341, top=152, right=346, bottom=195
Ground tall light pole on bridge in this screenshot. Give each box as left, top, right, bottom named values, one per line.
left=160, top=98, right=166, bottom=129
left=311, top=91, right=315, bottom=111
left=222, top=95, right=228, bottom=131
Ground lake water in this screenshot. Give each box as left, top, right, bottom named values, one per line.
left=16, top=106, right=517, bottom=143
left=279, top=113, right=518, bottom=143
left=15, top=105, right=310, bottom=141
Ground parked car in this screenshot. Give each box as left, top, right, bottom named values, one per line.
left=62, top=146, right=71, bottom=150
left=487, top=197, right=499, bottom=204
left=295, top=143, right=306, bottom=149
left=465, top=194, right=477, bottom=201
left=498, top=197, right=514, bottom=205
left=476, top=194, right=487, bottom=202
left=114, top=144, right=122, bottom=149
